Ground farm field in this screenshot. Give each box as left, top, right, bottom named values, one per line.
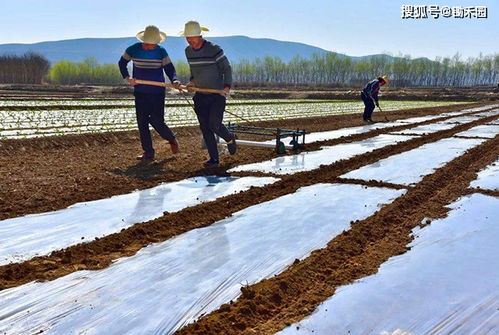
left=0, top=96, right=466, bottom=139
left=0, top=94, right=498, bottom=334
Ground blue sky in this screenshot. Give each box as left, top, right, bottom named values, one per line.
left=2, top=0, right=497, bottom=59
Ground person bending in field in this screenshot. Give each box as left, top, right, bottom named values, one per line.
left=118, top=25, right=181, bottom=162
left=180, top=20, right=237, bottom=167
left=361, top=75, right=388, bottom=123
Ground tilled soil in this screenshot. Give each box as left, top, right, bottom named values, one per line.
left=1, top=84, right=498, bottom=101
left=176, top=117, right=499, bottom=335
left=0, top=102, right=487, bottom=222
left=0, top=101, right=498, bottom=334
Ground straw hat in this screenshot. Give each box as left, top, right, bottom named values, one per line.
left=136, top=25, right=167, bottom=44
left=378, top=75, right=389, bottom=85
left=179, top=21, right=209, bottom=37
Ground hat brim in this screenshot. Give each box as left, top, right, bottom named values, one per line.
left=136, top=31, right=167, bottom=44
left=179, top=26, right=209, bottom=37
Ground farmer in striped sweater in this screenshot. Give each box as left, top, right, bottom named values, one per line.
left=181, top=20, right=237, bottom=167
left=361, top=75, right=388, bottom=123
left=118, top=25, right=180, bottom=161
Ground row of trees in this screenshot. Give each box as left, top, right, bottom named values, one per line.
left=0, top=53, right=49, bottom=84
left=1, top=52, right=498, bottom=87
left=48, top=57, right=123, bottom=85
left=231, top=53, right=499, bottom=87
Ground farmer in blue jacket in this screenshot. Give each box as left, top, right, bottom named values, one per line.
left=361, top=75, right=388, bottom=123
left=118, top=25, right=180, bottom=161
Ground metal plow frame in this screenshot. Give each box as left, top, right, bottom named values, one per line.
left=227, top=123, right=306, bottom=154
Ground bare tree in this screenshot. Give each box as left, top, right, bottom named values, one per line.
left=0, top=52, right=49, bottom=84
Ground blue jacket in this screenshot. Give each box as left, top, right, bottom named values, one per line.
left=362, top=79, right=381, bottom=101
left=118, top=43, right=178, bottom=94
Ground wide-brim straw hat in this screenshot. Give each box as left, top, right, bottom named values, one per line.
left=136, top=25, right=167, bottom=44
left=179, top=20, right=209, bottom=37
left=379, top=75, right=389, bottom=85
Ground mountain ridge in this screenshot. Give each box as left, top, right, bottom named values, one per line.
left=0, top=35, right=409, bottom=65
left=0, top=36, right=330, bottom=64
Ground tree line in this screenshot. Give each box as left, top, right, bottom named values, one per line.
left=1, top=51, right=498, bottom=87
left=0, top=53, right=49, bottom=84
left=48, top=57, right=122, bottom=85
left=231, top=53, right=499, bottom=87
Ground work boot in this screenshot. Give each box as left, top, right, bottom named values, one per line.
left=226, top=133, right=237, bottom=155
left=169, top=139, right=180, bottom=154
left=137, top=152, right=155, bottom=161
left=203, top=158, right=220, bottom=167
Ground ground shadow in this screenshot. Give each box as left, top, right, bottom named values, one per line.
left=189, top=163, right=232, bottom=178
left=111, top=157, right=177, bottom=181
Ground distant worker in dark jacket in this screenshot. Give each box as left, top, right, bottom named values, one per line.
left=180, top=20, right=237, bottom=167
left=118, top=25, right=180, bottom=161
left=361, top=75, right=388, bottom=123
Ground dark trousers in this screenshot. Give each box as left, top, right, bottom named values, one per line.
left=134, top=91, right=175, bottom=155
left=361, top=92, right=375, bottom=120
left=193, top=93, right=232, bottom=161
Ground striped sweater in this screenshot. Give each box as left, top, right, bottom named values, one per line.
left=185, top=40, right=232, bottom=92
left=118, top=43, right=178, bottom=94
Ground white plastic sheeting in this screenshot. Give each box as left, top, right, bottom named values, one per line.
left=262, top=109, right=478, bottom=146
left=390, top=122, right=457, bottom=135
left=489, top=119, right=499, bottom=125
left=0, top=176, right=278, bottom=265
left=470, top=158, right=499, bottom=191
left=392, top=109, right=497, bottom=135
left=234, top=106, right=495, bottom=148
left=395, top=105, right=498, bottom=131
left=440, top=104, right=499, bottom=115
left=437, top=115, right=483, bottom=124
left=438, top=110, right=476, bottom=117
left=472, top=109, right=499, bottom=117
left=389, top=115, right=442, bottom=124
left=261, top=122, right=392, bottom=146
left=0, top=184, right=405, bottom=335
left=229, top=134, right=416, bottom=175
left=340, top=138, right=485, bottom=185
left=278, top=193, right=499, bottom=335
left=455, top=124, right=499, bottom=138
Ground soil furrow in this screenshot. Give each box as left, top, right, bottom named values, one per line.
left=174, top=133, right=499, bottom=335
left=466, top=188, right=499, bottom=197
left=0, top=102, right=487, bottom=222
left=0, top=105, right=496, bottom=290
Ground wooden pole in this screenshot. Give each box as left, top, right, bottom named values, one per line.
left=134, top=79, right=225, bottom=95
